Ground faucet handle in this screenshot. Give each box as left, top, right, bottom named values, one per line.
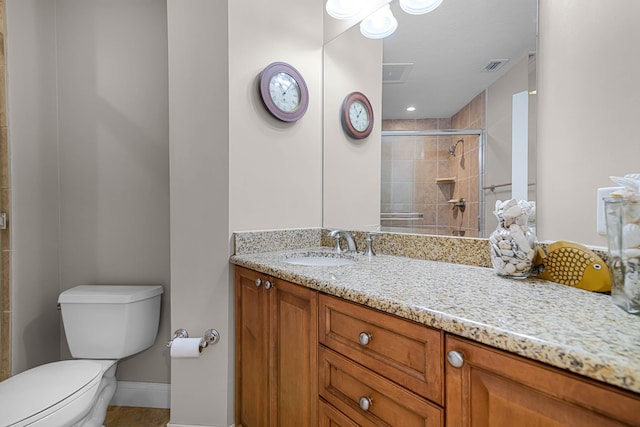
left=330, top=232, right=344, bottom=253
left=363, top=232, right=383, bottom=256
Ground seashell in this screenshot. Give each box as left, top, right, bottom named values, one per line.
left=503, top=205, right=522, bottom=220
left=622, top=223, right=640, bottom=248
left=514, top=250, right=527, bottom=260
left=611, top=175, right=640, bottom=193
left=498, top=241, right=512, bottom=250
left=504, top=263, right=516, bottom=274
left=623, top=248, right=640, bottom=258
left=516, top=261, right=530, bottom=271
left=500, top=249, right=514, bottom=257
left=509, top=224, right=534, bottom=253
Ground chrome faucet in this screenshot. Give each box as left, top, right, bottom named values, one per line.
left=328, top=229, right=357, bottom=253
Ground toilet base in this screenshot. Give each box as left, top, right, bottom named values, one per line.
left=77, top=361, right=117, bottom=427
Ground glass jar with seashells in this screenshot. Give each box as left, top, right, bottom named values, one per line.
left=604, top=173, right=640, bottom=314
left=489, top=199, right=538, bottom=278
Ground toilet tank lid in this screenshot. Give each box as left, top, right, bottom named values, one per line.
left=58, top=285, right=164, bottom=304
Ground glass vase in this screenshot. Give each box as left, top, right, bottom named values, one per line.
left=489, top=200, right=537, bottom=278
left=604, top=197, right=640, bottom=314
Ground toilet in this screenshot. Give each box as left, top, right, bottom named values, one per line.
left=0, top=284, right=163, bottom=427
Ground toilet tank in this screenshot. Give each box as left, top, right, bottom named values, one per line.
left=58, top=285, right=163, bottom=359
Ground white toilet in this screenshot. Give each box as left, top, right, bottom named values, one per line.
left=0, top=284, right=163, bottom=427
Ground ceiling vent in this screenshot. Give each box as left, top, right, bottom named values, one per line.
left=481, top=59, right=509, bottom=72
left=382, top=63, right=414, bottom=84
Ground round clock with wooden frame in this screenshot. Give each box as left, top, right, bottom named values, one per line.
left=341, top=91, right=374, bottom=139
left=259, top=62, right=309, bottom=122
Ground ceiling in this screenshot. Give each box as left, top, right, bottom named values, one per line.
left=382, top=0, right=537, bottom=120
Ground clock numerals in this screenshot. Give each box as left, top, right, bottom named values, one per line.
left=341, top=92, right=373, bottom=139
left=349, top=101, right=369, bottom=132
left=269, top=73, right=301, bottom=113
left=259, top=62, right=309, bottom=122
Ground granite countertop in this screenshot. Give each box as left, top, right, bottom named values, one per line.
left=230, top=247, right=640, bottom=395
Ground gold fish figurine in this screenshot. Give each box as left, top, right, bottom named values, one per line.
left=534, top=241, right=611, bottom=292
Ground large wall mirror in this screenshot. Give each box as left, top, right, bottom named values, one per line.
left=323, top=0, right=538, bottom=238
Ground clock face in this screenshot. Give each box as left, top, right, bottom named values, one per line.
left=349, top=100, right=370, bottom=132
left=259, top=62, right=309, bottom=122
left=341, top=92, right=374, bottom=139
left=269, top=72, right=301, bottom=113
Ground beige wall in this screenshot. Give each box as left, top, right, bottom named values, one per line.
left=167, top=0, right=230, bottom=425
left=228, top=0, right=324, bottom=232
left=6, top=0, right=171, bottom=383
left=169, top=0, right=323, bottom=424
left=323, top=25, right=382, bottom=231
left=5, top=0, right=61, bottom=374
left=537, top=0, right=640, bottom=246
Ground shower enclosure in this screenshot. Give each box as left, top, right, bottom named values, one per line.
left=380, top=130, right=484, bottom=237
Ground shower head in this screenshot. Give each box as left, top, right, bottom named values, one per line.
left=448, top=138, right=464, bottom=156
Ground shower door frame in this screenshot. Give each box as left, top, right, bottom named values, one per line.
left=381, top=129, right=486, bottom=237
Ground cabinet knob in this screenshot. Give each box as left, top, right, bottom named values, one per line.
left=255, top=278, right=262, bottom=287
left=358, top=396, right=373, bottom=411
left=264, top=280, right=273, bottom=290
left=358, top=332, right=373, bottom=346
left=447, top=350, right=465, bottom=368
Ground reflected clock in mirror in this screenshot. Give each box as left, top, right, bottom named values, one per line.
left=259, top=62, right=309, bottom=122
left=341, top=91, right=374, bottom=139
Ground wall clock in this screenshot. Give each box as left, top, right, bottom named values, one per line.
left=259, top=62, right=309, bottom=122
left=341, top=91, right=374, bottom=139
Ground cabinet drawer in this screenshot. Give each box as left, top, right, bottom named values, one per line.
left=319, top=399, right=360, bottom=427
left=319, top=346, right=443, bottom=427
left=319, top=294, right=443, bottom=404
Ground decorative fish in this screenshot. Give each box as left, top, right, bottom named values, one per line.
left=534, top=241, right=611, bottom=292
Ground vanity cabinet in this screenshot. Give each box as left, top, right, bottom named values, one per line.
left=445, top=336, right=640, bottom=427
left=318, top=294, right=444, bottom=426
left=234, top=266, right=318, bottom=427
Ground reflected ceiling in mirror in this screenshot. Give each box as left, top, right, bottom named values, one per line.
left=382, top=0, right=537, bottom=119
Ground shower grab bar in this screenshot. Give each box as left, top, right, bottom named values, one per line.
left=381, top=212, right=424, bottom=221
left=483, top=182, right=537, bottom=192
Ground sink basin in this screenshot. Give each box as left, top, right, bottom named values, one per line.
left=283, top=253, right=355, bottom=267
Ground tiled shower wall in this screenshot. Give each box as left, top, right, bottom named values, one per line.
left=381, top=92, right=484, bottom=237
left=0, top=0, right=10, bottom=381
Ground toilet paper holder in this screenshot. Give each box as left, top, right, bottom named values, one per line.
left=167, top=328, right=220, bottom=351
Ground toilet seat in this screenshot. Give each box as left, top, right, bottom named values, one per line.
left=0, top=360, right=105, bottom=426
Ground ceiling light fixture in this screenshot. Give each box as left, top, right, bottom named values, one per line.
left=327, top=0, right=444, bottom=40
left=325, top=0, right=366, bottom=20
left=406, top=106, right=416, bottom=112
left=360, top=5, right=398, bottom=40
left=399, top=0, right=443, bottom=15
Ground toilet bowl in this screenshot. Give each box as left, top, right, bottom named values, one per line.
left=0, top=285, right=163, bottom=427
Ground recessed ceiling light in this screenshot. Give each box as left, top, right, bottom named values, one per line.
left=406, top=106, right=416, bottom=112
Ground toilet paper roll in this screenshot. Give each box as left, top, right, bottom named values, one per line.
left=170, top=337, right=202, bottom=358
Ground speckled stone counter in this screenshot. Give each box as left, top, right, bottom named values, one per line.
left=231, top=246, right=640, bottom=395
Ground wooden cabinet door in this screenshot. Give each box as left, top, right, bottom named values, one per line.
left=235, top=266, right=318, bottom=427
left=271, top=277, right=318, bottom=427
left=446, top=335, right=640, bottom=427
left=235, top=267, right=271, bottom=427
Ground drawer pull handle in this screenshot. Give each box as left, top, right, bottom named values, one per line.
left=358, top=332, right=372, bottom=346
left=447, top=350, right=465, bottom=368
left=264, top=280, right=273, bottom=290
left=255, top=278, right=262, bottom=287
left=359, top=396, right=373, bottom=411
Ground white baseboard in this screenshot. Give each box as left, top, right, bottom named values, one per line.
left=110, top=381, right=170, bottom=409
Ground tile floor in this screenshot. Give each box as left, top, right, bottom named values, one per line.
left=105, top=406, right=170, bottom=426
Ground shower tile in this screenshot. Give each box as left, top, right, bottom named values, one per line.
left=1, top=310, right=9, bottom=381
left=391, top=138, right=415, bottom=160
left=1, top=250, right=7, bottom=312
left=0, top=127, right=7, bottom=188
left=414, top=118, right=438, bottom=130
left=390, top=182, right=413, bottom=205
left=391, top=160, right=413, bottom=183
